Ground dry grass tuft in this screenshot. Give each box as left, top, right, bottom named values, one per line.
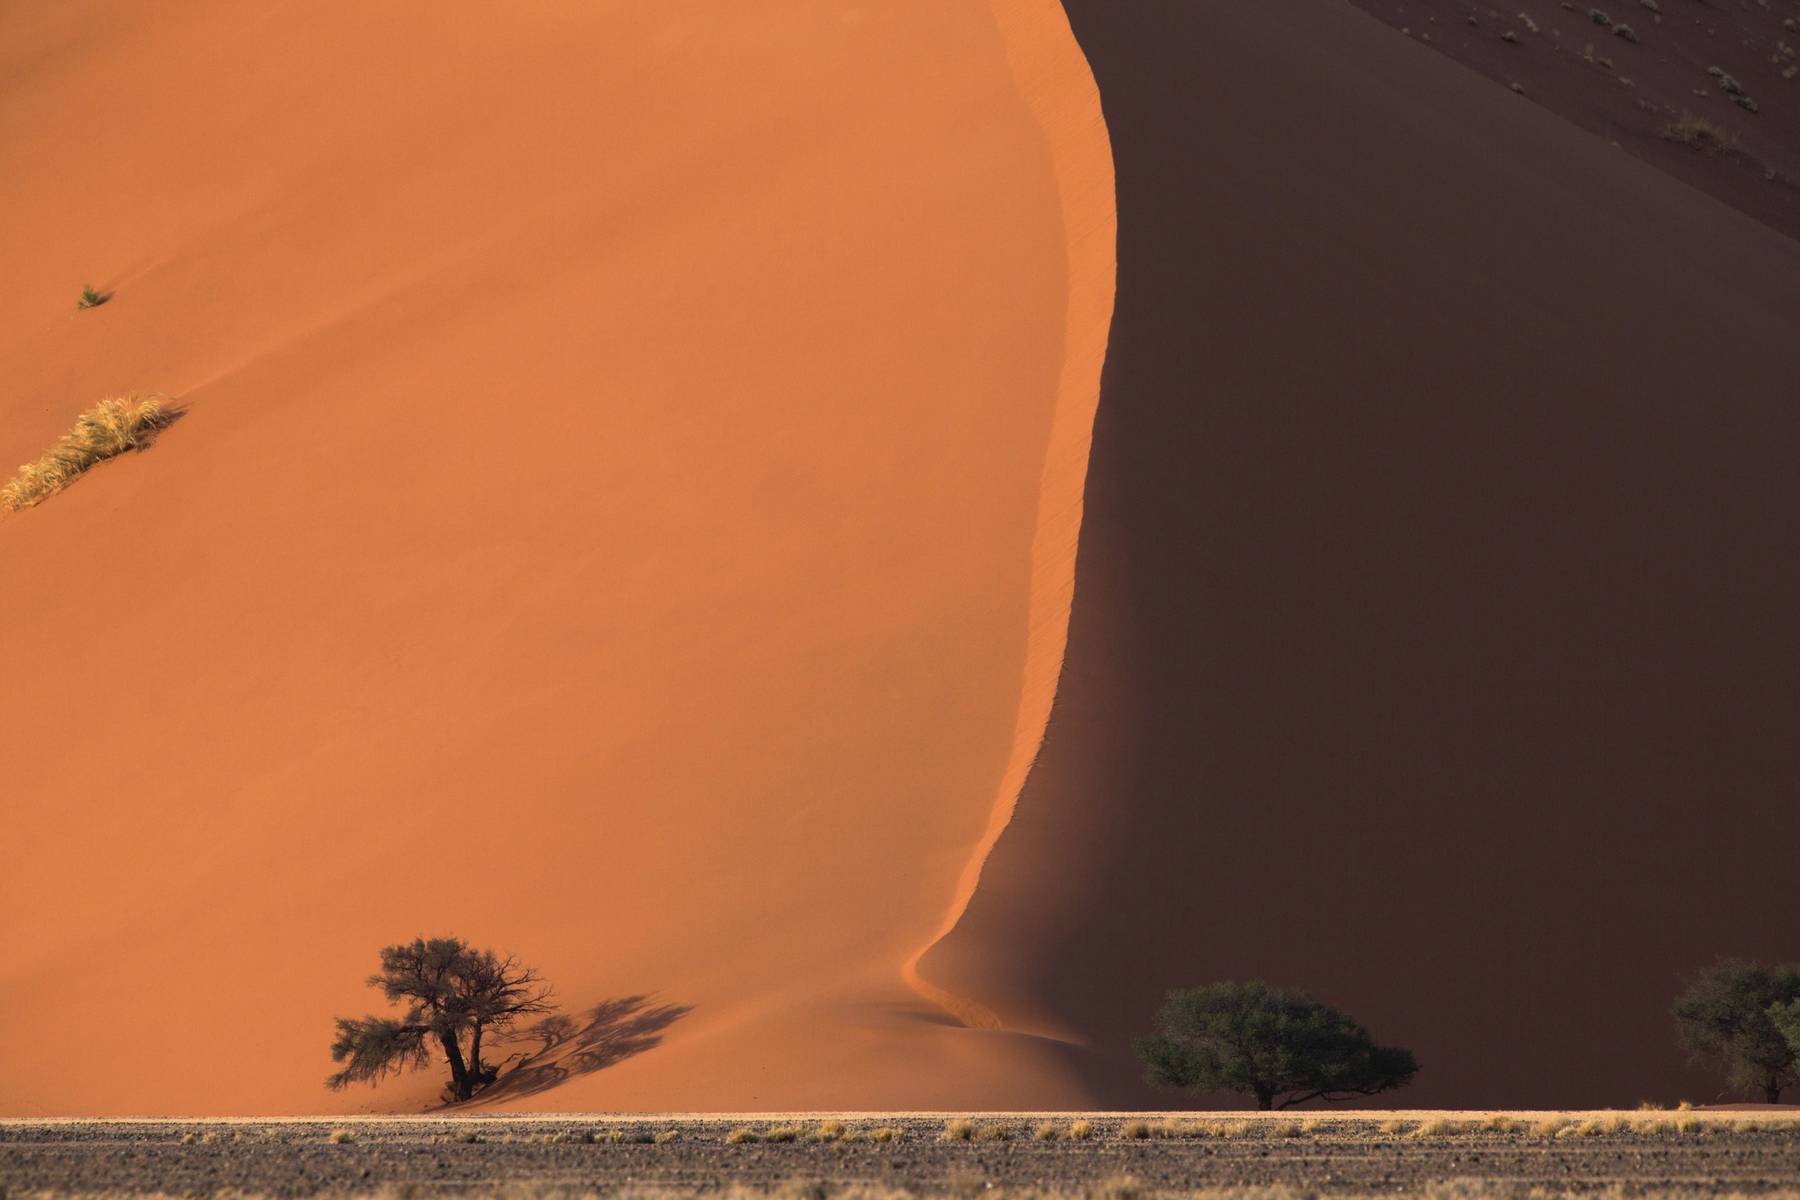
left=1117, top=1120, right=1151, bottom=1141
left=973, top=1123, right=1011, bottom=1142
left=655, top=1129, right=681, bottom=1145
left=940, top=1119, right=976, bottom=1142
left=868, top=1126, right=904, bottom=1143
left=1034, top=1122, right=1061, bottom=1142
left=725, top=1127, right=757, bottom=1145
left=1068, top=1120, right=1094, bottom=1141
left=2, top=395, right=172, bottom=512
left=326, top=1128, right=356, bottom=1145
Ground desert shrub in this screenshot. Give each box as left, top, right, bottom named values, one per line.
left=2, top=395, right=171, bottom=511
left=327, top=1128, right=356, bottom=1144
left=725, top=1127, right=757, bottom=1145
left=941, top=1119, right=976, bottom=1142
left=867, top=1126, right=903, bottom=1143
left=1118, top=1120, right=1151, bottom=1140
left=1034, top=1122, right=1061, bottom=1141
left=77, top=285, right=105, bottom=310
left=1068, top=1120, right=1094, bottom=1141
left=1673, top=959, right=1800, bottom=1103
left=655, top=1130, right=680, bottom=1144
left=1665, top=112, right=1730, bottom=153
left=973, top=1123, right=1010, bottom=1142
left=1134, top=981, right=1418, bottom=1109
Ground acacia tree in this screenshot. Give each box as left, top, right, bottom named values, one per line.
left=1671, top=959, right=1800, bottom=1104
left=328, top=937, right=553, bottom=1102
left=1133, top=981, right=1419, bottom=1110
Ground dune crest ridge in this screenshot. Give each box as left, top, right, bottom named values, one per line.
left=901, top=0, right=1116, bottom=1039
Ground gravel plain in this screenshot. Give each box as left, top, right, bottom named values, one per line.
left=4, top=1112, right=1799, bottom=1198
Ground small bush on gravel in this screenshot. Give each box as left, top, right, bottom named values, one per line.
left=327, top=1128, right=356, bottom=1144
left=941, top=1119, right=976, bottom=1142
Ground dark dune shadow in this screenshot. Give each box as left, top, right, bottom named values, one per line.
left=472, top=995, right=693, bottom=1105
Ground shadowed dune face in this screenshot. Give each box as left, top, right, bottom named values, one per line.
left=922, top=1, right=1800, bottom=1109
left=0, top=1, right=1112, bottom=1114
left=1346, top=0, right=1800, bottom=243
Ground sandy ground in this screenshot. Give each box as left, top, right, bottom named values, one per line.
left=4, top=1113, right=1798, bottom=1197
left=0, top=1, right=1110, bottom=1115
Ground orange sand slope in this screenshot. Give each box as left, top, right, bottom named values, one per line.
left=0, top=2, right=1112, bottom=1114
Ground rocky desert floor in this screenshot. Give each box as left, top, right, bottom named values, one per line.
left=4, top=1112, right=1798, bottom=1198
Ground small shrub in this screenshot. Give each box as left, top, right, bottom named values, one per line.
left=327, top=1128, right=356, bottom=1145
left=1118, top=1120, right=1151, bottom=1140
left=77, top=285, right=106, bottom=311
left=1411, top=1119, right=1463, bottom=1138
left=763, top=1126, right=803, bottom=1143
left=654, top=1130, right=680, bottom=1145
left=941, top=1119, right=976, bottom=1142
left=1484, top=1115, right=1522, bottom=1132
left=868, top=1126, right=903, bottom=1143
left=1034, top=1122, right=1061, bottom=1141
left=1380, top=1119, right=1413, bottom=1136
left=1614, top=24, right=1639, bottom=42
left=1068, top=1120, right=1093, bottom=1141
left=1665, top=112, right=1730, bottom=152
left=973, top=1123, right=1011, bottom=1142
left=2, top=395, right=172, bottom=511
left=725, top=1127, right=757, bottom=1144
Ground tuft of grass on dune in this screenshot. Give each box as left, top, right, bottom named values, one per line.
left=2, top=395, right=171, bottom=511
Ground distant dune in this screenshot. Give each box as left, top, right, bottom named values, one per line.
left=0, top=0, right=1110, bottom=1115
left=920, top=1, right=1800, bottom=1109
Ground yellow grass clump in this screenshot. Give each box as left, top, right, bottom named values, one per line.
left=2, top=395, right=171, bottom=511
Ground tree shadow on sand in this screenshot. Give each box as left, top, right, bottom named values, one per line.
left=471, top=995, right=694, bottom=1104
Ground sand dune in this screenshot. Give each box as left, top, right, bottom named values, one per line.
left=920, top=0, right=1800, bottom=1109
left=0, top=1, right=1111, bottom=1115
left=10, top=0, right=1799, bottom=1118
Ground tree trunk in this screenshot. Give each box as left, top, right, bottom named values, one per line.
left=440, top=1030, right=473, bottom=1102
left=1767, top=1076, right=1783, bottom=1105
left=1256, top=1089, right=1275, bottom=1111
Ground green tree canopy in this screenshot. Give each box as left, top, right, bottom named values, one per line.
left=1671, top=959, right=1800, bottom=1104
left=328, top=937, right=552, bottom=1103
left=1133, top=980, right=1418, bottom=1110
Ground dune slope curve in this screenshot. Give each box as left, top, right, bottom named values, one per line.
left=0, top=1, right=1112, bottom=1114
left=920, top=0, right=1800, bottom=1108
